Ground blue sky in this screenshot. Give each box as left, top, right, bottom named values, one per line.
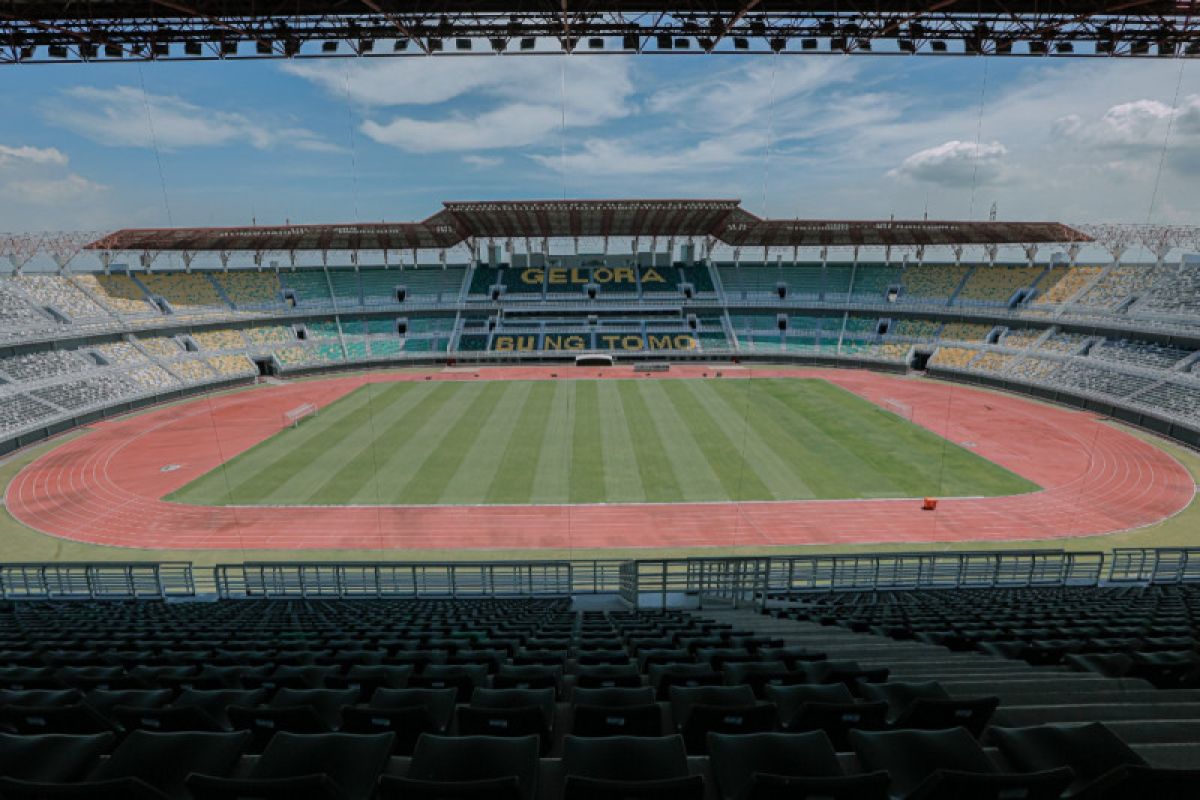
left=0, top=55, right=1197, bottom=233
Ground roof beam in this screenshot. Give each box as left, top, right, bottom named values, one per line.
left=358, top=0, right=431, bottom=55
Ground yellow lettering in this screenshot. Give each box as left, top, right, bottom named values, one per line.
left=642, top=267, right=665, bottom=283
left=544, top=335, right=562, bottom=350
left=548, top=268, right=567, bottom=285
left=614, top=267, right=635, bottom=283
left=647, top=334, right=671, bottom=349
left=601, top=335, right=621, bottom=349
left=623, top=335, right=643, bottom=350
left=570, top=268, right=588, bottom=285
left=494, top=336, right=514, bottom=351
left=564, top=335, right=585, bottom=350
left=516, top=336, right=536, bottom=351
left=674, top=335, right=697, bottom=350
left=593, top=268, right=612, bottom=284
left=521, top=268, right=543, bottom=285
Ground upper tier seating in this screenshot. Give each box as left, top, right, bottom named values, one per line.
left=1140, top=265, right=1200, bottom=317
left=14, top=276, right=107, bottom=321
left=1032, top=265, right=1103, bottom=306
left=139, top=273, right=225, bottom=311
left=957, top=265, right=1043, bottom=303
left=215, top=272, right=281, bottom=307
left=851, top=263, right=903, bottom=300
left=0, top=287, right=54, bottom=337
left=73, top=275, right=154, bottom=315
left=280, top=272, right=333, bottom=306
left=1077, top=265, right=1162, bottom=309
left=902, top=264, right=969, bottom=301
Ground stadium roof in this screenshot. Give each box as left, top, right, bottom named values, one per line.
left=3, top=0, right=1198, bottom=62
left=87, top=200, right=1090, bottom=253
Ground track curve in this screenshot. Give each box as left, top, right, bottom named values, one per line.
left=6, top=366, right=1195, bottom=551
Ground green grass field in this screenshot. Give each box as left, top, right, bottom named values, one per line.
left=168, top=378, right=1037, bottom=506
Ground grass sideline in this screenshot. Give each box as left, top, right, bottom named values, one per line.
left=0, top=369, right=1194, bottom=565
left=169, top=378, right=1036, bottom=506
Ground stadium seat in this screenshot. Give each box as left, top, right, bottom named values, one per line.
left=707, top=731, right=890, bottom=800
left=0, top=732, right=114, bottom=783
left=858, top=681, right=999, bottom=736
left=560, top=734, right=704, bottom=800
left=188, top=731, right=392, bottom=800
left=764, top=683, right=888, bottom=751
left=570, top=686, right=663, bottom=737
left=409, top=664, right=488, bottom=701
left=850, top=727, right=1074, bottom=799
left=457, top=687, right=555, bottom=749
left=1, top=730, right=249, bottom=800
left=378, top=734, right=539, bottom=800
left=989, top=722, right=1200, bottom=799
left=669, top=685, right=779, bottom=753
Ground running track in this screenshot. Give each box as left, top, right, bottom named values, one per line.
left=6, top=366, right=1196, bottom=551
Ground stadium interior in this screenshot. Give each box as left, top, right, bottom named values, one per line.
left=4, top=1, right=1200, bottom=795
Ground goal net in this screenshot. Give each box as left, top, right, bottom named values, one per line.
left=283, top=403, right=318, bottom=429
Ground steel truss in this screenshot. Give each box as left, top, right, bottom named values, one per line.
left=2, top=2, right=1199, bottom=64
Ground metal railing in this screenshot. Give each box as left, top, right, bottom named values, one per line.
left=0, top=562, right=195, bottom=599
left=1, top=548, right=1198, bottom=602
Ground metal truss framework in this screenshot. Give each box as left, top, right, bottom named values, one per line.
left=3, top=210, right=1196, bottom=272
left=2, top=1, right=1199, bottom=63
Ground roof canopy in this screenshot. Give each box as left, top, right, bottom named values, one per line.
left=88, top=200, right=1090, bottom=253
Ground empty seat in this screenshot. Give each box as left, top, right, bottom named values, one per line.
left=561, top=734, right=704, bottom=800
left=764, top=683, right=888, bottom=750
left=574, top=664, right=641, bottom=688
left=340, top=687, right=456, bottom=754
left=670, top=685, right=778, bottom=754
left=851, top=727, right=1073, bottom=799
left=570, top=687, right=662, bottom=737
left=0, top=732, right=114, bottom=783
left=409, top=664, right=488, bottom=702
left=708, top=731, right=890, bottom=800
left=227, top=688, right=358, bottom=752
left=379, top=734, right=540, bottom=800
left=188, top=731, right=392, bottom=799
left=989, top=722, right=1200, bottom=799
left=2, top=730, right=249, bottom=800
left=457, top=687, right=555, bottom=750
left=859, top=681, right=998, bottom=737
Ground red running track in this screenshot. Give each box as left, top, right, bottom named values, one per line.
left=5, top=366, right=1196, bottom=551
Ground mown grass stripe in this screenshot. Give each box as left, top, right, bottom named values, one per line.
left=529, top=381, right=574, bottom=504
left=397, top=381, right=510, bottom=504
left=569, top=380, right=606, bottom=504
left=594, top=381, right=645, bottom=502
left=636, top=380, right=727, bottom=502
left=260, top=382, right=432, bottom=505
left=316, top=381, right=469, bottom=504
left=661, top=380, right=775, bottom=501
left=170, top=383, right=408, bottom=505
left=437, top=381, right=532, bottom=504
left=692, top=379, right=817, bottom=500
left=485, top=381, right=556, bottom=503
left=616, top=380, right=683, bottom=502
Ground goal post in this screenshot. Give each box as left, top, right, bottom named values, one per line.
left=283, top=403, right=318, bottom=429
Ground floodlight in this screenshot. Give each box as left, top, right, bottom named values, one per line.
left=359, top=39, right=375, bottom=52
left=831, top=37, right=847, bottom=50
left=48, top=44, right=68, bottom=58
left=491, top=38, right=507, bottom=52
left=428, top=38, right=443, bottom=50
left=854, top=38, right=871, bottom=51
left=394, top=40, right=408, bottom=51
left=674, top=37, right=689, bottom=49
left=221, top=41, right=237, bottom=55
left=256, top=40, right=272, bottom=54
left=898, top=39, right=916, bottom=52
left=801, top=38, right=817, bottom=50
left=152, top=43, right=169, bottom=57
left=454, top=38, right=470, bottom=50
left=183, top=41, right=201, bottom=56
left=995, top=39, right=1012, bottom=54
left=1029, top=40, right=1048, bottom=54
left=80, top=43, right=98, bottom=58
left=588, top=38, right=604, bottom=49
left=623, top=34, right=639, bottom=49
left=930, top=40, right=947, bottom=52
left=1130, top=40, right=1150, bottom=54
left=322, top=41, right=338, bottom=53
left=733, top=37, right=749, bottom=50
left=1056, top=42, right=1073, bottom=53
left=769, top=37, right=785, bottom=52
left=520, top=37, right=536, bottom=50
left=104, top=44, right=123, bottom=58
left=656, top=34, right=671, bottom=49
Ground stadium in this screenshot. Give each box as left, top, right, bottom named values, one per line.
left=2, top=1, right=1200, bottom=797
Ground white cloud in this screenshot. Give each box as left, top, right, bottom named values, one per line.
left=463, top=154, right=502, bottom=168
left=9, top=174, right=104, bottom=205
left=534, top=130, right=765, bottom=176
left=0, top=144, right=68, bottom=168
left=888, top=140, right=1010, bottom=187
left=288, top=57, right=634, bottom=154
left=1052, top=94, right=1200, bottom=173
left=42, top=85, right=339, bottom=153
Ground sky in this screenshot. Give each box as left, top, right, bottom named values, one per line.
left=0, top=55, right=1197, bottom=234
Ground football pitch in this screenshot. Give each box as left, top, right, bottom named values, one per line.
left=169, top=378, right=1038, bottom=506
